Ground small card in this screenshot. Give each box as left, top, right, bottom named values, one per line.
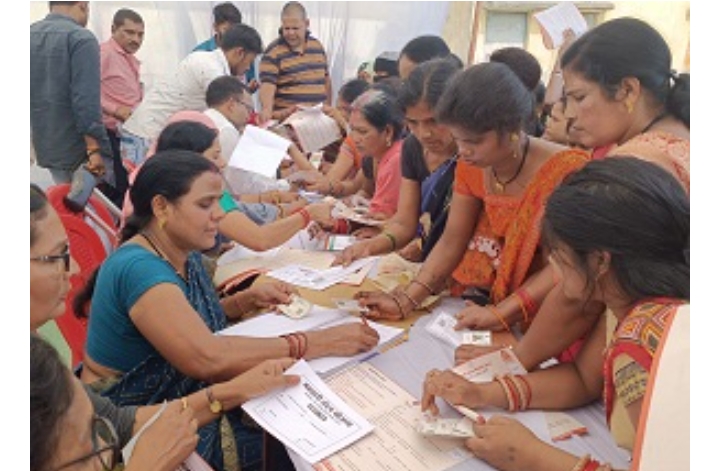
left=415, top=415, right=476, bottom=439
left=332, top=298, right=369, bottom=314
left=461, top=331, right=492, bottom=346
left=277, top=294, right=313, bottom=319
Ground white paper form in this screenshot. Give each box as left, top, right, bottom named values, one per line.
left=282, top=104, right=342, bottom=153
left=533, top=2, right=588, bottom=49
left=242, top=360, right=373, bottom=464
left=314, top=363, right=472, bottom=471
left=229, top=125, right=292, bottom=178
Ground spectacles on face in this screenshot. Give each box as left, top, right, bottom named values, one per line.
left=50, top=415, right=120, bottom=471
left=232, top=96, right=255, bottom=114
left=30, top=244, right=71, bottom=272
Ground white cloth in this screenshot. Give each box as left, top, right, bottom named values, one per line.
left=203, top=108, right=240, bottom=162
left=123, top=49, right=231, bottom=140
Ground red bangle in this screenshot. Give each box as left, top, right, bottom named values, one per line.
left=515, top=288, right=538, bottom=319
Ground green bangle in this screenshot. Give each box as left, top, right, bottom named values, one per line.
left=382, top=231, right=397, bottom=251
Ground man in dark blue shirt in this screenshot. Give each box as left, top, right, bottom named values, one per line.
left=30, top=1, right=115, bottom=190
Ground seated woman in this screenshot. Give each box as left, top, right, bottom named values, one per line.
left=456, top=17, right=691, bottom=371
left=334, top=57, right=461, bottom=265
left=153, top=120, right=333, bottom=252
left=79, top=152, right=379, bottom=470
left=317, top=78, right=370, bottom=177
left=422, top=157, right=689, bottom=471
left=356, top=62, right=587, bottom=322
left=30, top=183, right=300, bottom=471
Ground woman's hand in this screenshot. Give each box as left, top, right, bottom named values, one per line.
left=466, top=416, right=548, bottom=471
left=354, top=291, right=407, bottom=321
left=397, top=239, right=423, bottom=262
left=333, top=240, right=374, bottom=267
left=221, top=357, right=300, bottom=404
left=421, top=369, right=483, bottom=416
left=307, top=202, right=335, bottom=227
left=455, top=302, right=508, bottom=331
left=247, top=281, right=297, bottom=310
left=126, top=401, right=198, bottom=471
left=454, top=344, right=503, bottom=366
left=308, top=322, right=380, bottom=358
left=352, top=226, right=381, bottom=240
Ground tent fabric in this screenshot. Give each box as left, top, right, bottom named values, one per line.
left=36, top=1, right=450, bottom=103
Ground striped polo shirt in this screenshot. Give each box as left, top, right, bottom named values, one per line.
left=260, top=34, right=329, bottom=111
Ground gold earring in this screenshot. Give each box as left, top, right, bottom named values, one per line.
left=510, top=133, right=519, bottom=159
left=626, top=100, right=634, bottom=114
left=386, top=138, right=392, bottom=147
left=159, top=218, right=166, bottom=230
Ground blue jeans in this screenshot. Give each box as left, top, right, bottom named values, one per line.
left=119, top=126, right=151, bottom=166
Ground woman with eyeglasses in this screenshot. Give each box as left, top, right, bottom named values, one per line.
left=30, top=183, right=301, bottom=470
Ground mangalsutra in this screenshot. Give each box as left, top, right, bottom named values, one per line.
left=492, top=136, right=530, bottom=193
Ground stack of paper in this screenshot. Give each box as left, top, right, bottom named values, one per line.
left=281, top=104, right=343, bottom=153
left=266, top=256, right=378, bottom=290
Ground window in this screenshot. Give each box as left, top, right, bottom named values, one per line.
left=483, top=12, right=527, bottom=61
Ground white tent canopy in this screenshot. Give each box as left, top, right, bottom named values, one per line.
left=30, top=1, right=450, bottom=101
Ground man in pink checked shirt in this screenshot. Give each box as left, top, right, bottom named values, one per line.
left=99, top=8, right=144, bottom=207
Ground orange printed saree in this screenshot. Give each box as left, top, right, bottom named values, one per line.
left=451, top=149, right=588, bottom=303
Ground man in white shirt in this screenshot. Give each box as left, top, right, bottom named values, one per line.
left=121, top=23, right=262, bottom=163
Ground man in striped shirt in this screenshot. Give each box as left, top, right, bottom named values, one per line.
left=258, top=1, right=332, bottom=124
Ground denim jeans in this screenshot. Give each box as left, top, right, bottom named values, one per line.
left=118, top=126, right=151, bottom=166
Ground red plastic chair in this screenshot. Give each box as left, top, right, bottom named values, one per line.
left=46, top=183, right=119, bottom=249
left=53, top=214, right=109, bottom=367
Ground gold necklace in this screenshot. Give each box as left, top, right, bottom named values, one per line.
left=492, top=137, right=530, bottom=193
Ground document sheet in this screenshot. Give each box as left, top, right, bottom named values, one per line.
left=242, top=360, right=373, bottom=464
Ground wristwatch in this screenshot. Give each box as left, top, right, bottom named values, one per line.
left=206, top=387, right=223, bottom=414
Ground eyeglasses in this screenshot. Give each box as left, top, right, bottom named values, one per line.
left=232, top=96, right=255, bottom=113
left=30, top=244, right=71, bottom=272
left=50, top=415, right=120, bottom=471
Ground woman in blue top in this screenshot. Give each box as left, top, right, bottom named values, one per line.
left=79, top=151, right=379, bottom=470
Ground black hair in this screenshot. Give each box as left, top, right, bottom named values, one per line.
left=436, top=62, right=532, bottom=137
left=220, top=23, right=263, bottom=54
left=74, top=152, right=219, bottom=317
left=338, top=79, right=370, bottom=104
left=373, top=51, right=400, bottom=78
left=31, top=184, right=49, bottom=247
left=31, top=333, right=75, bottom=471
left=399, top=57, right=462, bottom=111
left=562, top=17, right=689, bottom=128
left=206, top=75, right=247, bottom=108
left=351, top=87, right=405, bottom=142
left=112, top=8, right=143, bottom=27
left=155, top=121, right=218, bottom=156
left=489, top=47, right=542, bottom=92
left=543, top=157, right=689, bottom=304
left=282, top=1, right=307, bottom=19
left=400, top=35, right=451, bottom=64
left=213, top=2, right=242, bottom=25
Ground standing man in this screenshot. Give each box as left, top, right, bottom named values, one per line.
left=30, top=1, right=114, bottom=189
left=121, top=23, right=262, bottom=161
left=99, top=8, right=144, bottom=206
left=258, top=1, right=332, bottom=124
left=193, top=2, right=258, bottom=93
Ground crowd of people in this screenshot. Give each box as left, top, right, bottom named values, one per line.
left=30, top=2, right=689, bottom=471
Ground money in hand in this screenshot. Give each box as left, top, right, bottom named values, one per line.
left=415, top=415, right=476, bottom=438
left=461, top=331, right=492, bottom=346
left=277, top=294, right=313, bottom=319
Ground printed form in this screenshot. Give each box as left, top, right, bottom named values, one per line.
left=313, top=363, right=472, bottom=471
left=242, top=360, right=373, bottom=464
